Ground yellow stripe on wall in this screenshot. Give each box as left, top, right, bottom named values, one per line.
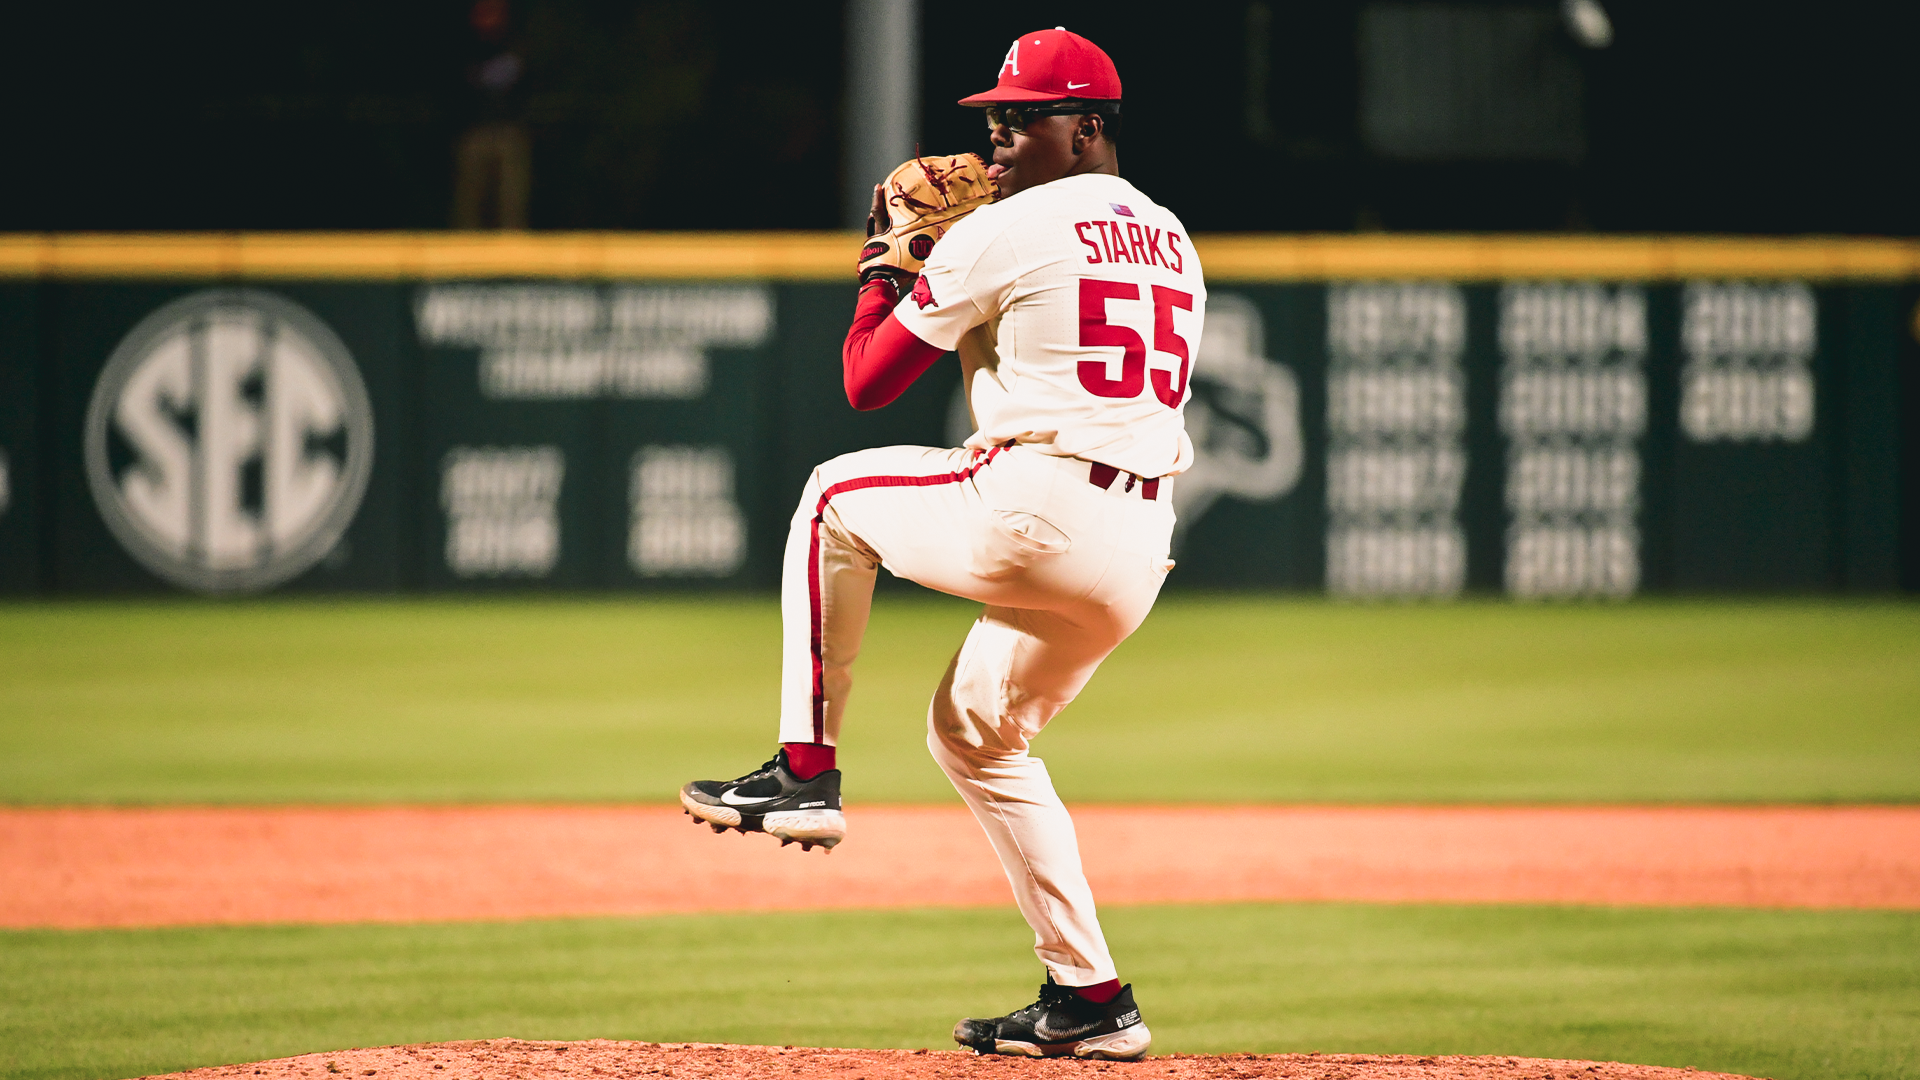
left=0, top=232, right=861, bottom=282
left=1197, top=234, right=1920, bottom=282
left=2, top=231, right=1917, bottom=282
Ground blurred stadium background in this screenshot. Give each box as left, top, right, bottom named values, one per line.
left=2, top=3, right=1918, bottom=1080
left=2, top=0, right=1917, bottom=597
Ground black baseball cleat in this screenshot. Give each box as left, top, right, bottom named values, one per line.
left=953, top=977, right=1152, bottom=1060
left=679, top=748, right=845, bottom=851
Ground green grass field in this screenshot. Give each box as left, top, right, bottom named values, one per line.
left=2, top=596, right=1917, bottom=804
left=4, top=906, right=1917, bottom=1080
left=3, top=596, right=1918, bottom=1080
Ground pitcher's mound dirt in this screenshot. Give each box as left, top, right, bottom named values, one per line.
left=134, top=1039, right=1766, bottom=1080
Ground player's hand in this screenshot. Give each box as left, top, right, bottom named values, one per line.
left=866, top=183, right=888, bottom=238
left=861, top=182, right=914, bottom=297
left=863, top=266, right=917, bottom=299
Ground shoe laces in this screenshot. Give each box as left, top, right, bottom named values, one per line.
left=1022, top=980, right=1082, bottom=1016
left=735, top=753, right=787, bottom=784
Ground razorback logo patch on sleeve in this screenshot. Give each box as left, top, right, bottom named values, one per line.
left=911, top=275, right=938, bottom=309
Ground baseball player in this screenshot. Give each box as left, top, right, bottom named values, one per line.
left=681, top=28, right=1203, bottom=1061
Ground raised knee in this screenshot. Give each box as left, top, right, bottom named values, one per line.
left=791, top=454, right=866, bottom=524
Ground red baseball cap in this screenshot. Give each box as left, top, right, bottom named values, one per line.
left=957, top=28, right=1122, bottom=104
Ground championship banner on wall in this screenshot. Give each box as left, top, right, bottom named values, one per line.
left=410, top=282, right=773, bottom=590
left=0, top=234, right=1910, bottom=596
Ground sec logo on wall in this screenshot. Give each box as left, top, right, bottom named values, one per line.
left=84, top=289, right=375, bottom=594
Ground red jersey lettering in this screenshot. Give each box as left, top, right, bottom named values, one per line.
left=1075, top=222, right=1104, bottom=264
left=1150, top=285, right=1194, bottom=407
left=1077, top=279, right=1146, bottom=398
left=1143, top=227, right=1167, bottom=268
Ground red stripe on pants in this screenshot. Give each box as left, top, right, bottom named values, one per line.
left=805, top=446, right=1006, bottom=743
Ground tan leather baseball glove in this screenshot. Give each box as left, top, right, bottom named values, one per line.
left=858, top=153, right=998, bottom=285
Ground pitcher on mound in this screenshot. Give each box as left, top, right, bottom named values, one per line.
left=681, top=28, right=1204, bottom=1061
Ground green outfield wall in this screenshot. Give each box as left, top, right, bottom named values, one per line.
left=0, top=234, right=1913, bottom=596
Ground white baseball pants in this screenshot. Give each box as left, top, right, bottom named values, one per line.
left=777, top=442, right=1175, bottom=986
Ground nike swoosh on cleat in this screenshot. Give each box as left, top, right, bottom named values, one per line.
left=719, top=790, right=781, bottom=806
left=1032, top=1019, right=1093, bottom=1041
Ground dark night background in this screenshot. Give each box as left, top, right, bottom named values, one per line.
left=8, top=0, right=1918, bottom=234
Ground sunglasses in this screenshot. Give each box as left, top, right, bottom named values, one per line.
left=982, top=102, right=1112, bottom=133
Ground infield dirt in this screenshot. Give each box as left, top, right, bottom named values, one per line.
left=130, top=1039, right=1768, bottom=1080
left=7, top=804, right=1917, bottom=928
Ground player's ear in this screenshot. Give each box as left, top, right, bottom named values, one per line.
left=1072, top=114, right=1101, bottom=154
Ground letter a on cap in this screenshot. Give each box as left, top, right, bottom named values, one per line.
left=959, top=28, right=1123, bottom=105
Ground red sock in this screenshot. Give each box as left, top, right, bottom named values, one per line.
left=1074, top=979, right=1122, bottom=1004
left=782, top=742, right=836, bottom=780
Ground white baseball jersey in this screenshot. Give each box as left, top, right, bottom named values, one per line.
left=893, top=172, right=1207, bottom=479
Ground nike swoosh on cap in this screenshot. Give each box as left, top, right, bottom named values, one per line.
left=1067, top=81, right=1089, bottom=89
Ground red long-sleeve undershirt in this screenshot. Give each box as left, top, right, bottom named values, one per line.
left=842, top=277, right=948, bottom=411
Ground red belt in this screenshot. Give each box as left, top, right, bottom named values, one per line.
left=1088, top=461, right=1160, bottom=501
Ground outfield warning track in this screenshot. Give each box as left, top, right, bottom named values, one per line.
left=5, top=805, right=1916, bottom=929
